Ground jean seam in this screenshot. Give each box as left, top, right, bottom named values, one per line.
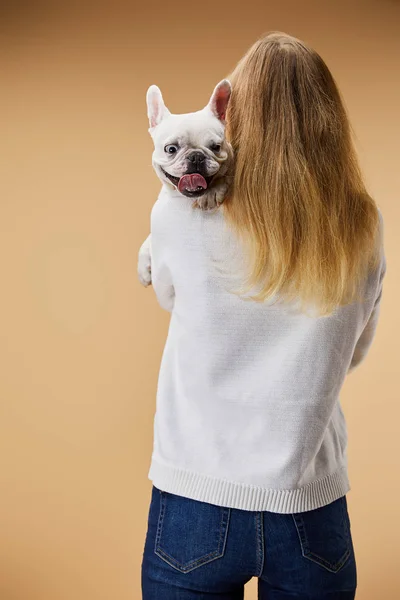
left=255, top=511, right=264, bottom=578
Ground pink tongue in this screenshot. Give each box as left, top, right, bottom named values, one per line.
left=178, top=173, right=207, bottom=193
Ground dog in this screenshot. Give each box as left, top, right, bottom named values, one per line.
left=137, top=79, right=233, bottom=287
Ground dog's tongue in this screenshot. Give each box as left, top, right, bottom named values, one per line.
left=178, top=173, right=207, bottom=193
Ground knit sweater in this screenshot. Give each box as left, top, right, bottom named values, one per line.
left=147, top=187, right=386, bottom=513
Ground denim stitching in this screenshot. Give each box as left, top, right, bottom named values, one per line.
left=219, top=507, right=231, bottom=557
left=179, top=507, right=230, bottom=571
left=155, top=494, right=230, bottom=573
left=291, top=499, right=351, bottom=574
left=156, top=548, right=221, bottom=572
left=154, top=490, right=166, bottom=552
left=254, top=513, right=260, bottom=576
left=304, top=548, right=351, bottom=573
left=292, top=513, right=350, bottom=572
left=155, top=508, right=229, bottom=572
left=255, top=511, right=264, bottom=578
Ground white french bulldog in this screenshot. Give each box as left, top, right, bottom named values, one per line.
left=137, top=79, right=233, bottom=287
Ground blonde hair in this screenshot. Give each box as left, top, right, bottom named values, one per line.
left=224, top=31, right=381, bottom=317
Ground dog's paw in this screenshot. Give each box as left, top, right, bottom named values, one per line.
left=195, top=189, right=225, bottom=211
left=195, top=194, right=218, bottom=211
left=138, top=261, right=152, bottom=286
left=137, top=237, right=152, bottom=287
left=194, top=180, right=229, bottom=211
left=138, top=262, right=152, bottom=286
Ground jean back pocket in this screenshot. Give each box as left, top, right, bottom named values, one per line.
left=292, top=495, right=352, bottom=573
left=155, top=490, right=231, bottom=573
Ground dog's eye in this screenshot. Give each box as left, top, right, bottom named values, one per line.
left=210, top=143, right=221, bottom=153
left=164, top=144, right=178, bottom=154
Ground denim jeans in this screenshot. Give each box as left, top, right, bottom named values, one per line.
left=141, top=485, right=357, bottom=599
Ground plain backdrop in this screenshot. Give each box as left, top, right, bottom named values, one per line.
left=0, top=1, right=399, bottom=598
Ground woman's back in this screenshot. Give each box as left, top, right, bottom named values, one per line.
left=142, top=32, right=386, bottom=600
left=148, top=185, right=386, bottom=513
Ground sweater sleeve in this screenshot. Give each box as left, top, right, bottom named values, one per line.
left=347, top=211, right=386, bottom=374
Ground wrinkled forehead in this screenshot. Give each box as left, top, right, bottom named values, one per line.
left=151, top=109, right=224, bottom=147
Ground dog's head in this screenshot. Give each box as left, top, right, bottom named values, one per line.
left=146, top=80, right=233, bottom=202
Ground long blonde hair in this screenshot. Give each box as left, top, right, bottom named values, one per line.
left=224, top=31, right=381, bottom=317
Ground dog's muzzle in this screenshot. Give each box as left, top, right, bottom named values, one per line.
left=161, top=171, right=216, bottom=198
left=161, top=150, right=219, bottom=198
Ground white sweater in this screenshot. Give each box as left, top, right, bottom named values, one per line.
left=147, top=187, right=386, bottom=513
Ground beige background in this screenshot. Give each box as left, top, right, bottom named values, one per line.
left=0, top=1, right=399, bottom=598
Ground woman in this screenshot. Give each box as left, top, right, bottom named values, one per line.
left=141, top=32, right=386, bottom=599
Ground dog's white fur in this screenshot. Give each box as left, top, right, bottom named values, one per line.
left=138, top=80, right=233, bottom=288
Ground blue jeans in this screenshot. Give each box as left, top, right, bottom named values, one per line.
left=141, top=485, right=357, bottom=599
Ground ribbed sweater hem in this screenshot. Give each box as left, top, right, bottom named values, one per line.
left=148, top=458, right=351, bottom=513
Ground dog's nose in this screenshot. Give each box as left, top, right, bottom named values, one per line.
left=187, top=151, right=205, bottom=166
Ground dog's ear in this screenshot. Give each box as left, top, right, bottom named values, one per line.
left=207, top=79, right=231, bottom=123
left=146, top=85, right=170, bottom=129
